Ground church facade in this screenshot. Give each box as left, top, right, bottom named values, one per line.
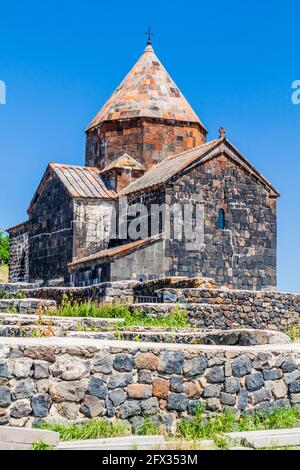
left=8, top=41, right=279, bottom=290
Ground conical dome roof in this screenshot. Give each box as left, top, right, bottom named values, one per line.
left=87, top=44, right=206, bottom=131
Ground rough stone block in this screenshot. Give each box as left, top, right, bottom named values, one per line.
left=158, top=351, right=184, bottom=374
left=134, top=353, right=158, bottom=371
left=88, top=377, right=108, bottom=399
left=127, top=384, right=152, bottom=399
left=245, top=373, right=264, bottom=392
left=113, top=354, right=134, bottom=372
left=167, top=393, right=188, bottom=411
left=183, top=356, right=208, bottom=377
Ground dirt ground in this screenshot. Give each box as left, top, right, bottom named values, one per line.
left=0, top=264, right=8, bottom=284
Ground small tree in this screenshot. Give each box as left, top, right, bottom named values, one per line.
left=0, top=232, right=9, bottom=265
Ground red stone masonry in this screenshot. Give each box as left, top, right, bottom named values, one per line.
left=86, top=118, right=206, bottom=170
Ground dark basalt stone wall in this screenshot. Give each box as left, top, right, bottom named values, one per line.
left=70, top=151, right=277, bottom=289
left=28, top=175, right=73, bottom=284
left=7, top=223, right=29, bottom=283
left=164, top=153, right=277, bottom=290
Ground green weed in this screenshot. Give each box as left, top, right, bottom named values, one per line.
left=54, top=299, right=190, bottom=329
left=38, top=418, right=131, bottom=441
left=32, top=440, right=53, bottom=450
left=178, top=405, right=300, bottom=441
left=135, top=417, right=161, bottom=436
left=285, top=323, right=300, bottom=342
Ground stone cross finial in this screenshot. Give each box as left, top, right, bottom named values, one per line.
left=146, top=27, right=154, bottom=45
left=219, top=127, right=226, bottom=138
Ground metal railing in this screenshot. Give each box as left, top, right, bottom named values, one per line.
left=134, top=295, right=161, bottom=304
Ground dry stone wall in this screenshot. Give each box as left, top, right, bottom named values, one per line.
left=7, top=223, right=29, bottom=283
left=24, top=280, right=138, bottom=305
left=0, top=337, right=299, bottom=429
left=154, top=288, right=300, bottom=331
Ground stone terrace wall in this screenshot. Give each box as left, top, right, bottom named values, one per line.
left=154, top=288, right=300, bottom=331
left=0, top=337, right=299, bottom=429
left=25, top=281, right=138, bottom=305
left=2, top=279, right=300, bottom=331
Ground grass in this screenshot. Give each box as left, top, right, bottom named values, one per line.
left=0, top=289, right=28, bottom=299
left=35, top=407, right=300, bottom=449
left=38, top=418, right=131, bottom=441
left=117, top=305, right=190, bottom=329
left=55, top=298, right=191, bottom=329
left=55, top=297, right=130, bottom=319
left=285, top=322, right=300, bottom=342
left=32, top=440, right=54, bottom=450
left=0, top=264, right=8, bottom=284
left=135, top=417, right=161, bottom=435
left=178, top=405, right=300, bottom=442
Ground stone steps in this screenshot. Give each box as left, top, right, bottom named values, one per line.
left=227, top=427, right=300, bottom=449
left=0, top=442, right=33, bottom=450
left=0, top=311, right=125, bottom=328
left=0, top=426, right=59, bottom=449
left=57, top=435, right=165, bottom=450
left=67, top=328, right=290, bottom=346
left=0, top=309, right=290, bottom=345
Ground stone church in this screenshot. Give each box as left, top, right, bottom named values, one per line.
left=8, top=40, right=279, bottom=290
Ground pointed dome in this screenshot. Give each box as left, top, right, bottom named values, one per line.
left=87, top=44, right=206, bottom=131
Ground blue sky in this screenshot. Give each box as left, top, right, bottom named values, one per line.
left=0, top=0, right=299, bottom=292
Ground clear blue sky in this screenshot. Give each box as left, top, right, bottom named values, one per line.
left=0, top=0, right=299, bottom=292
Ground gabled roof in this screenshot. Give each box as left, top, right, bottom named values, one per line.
left=6, top=220, right=29, bottom=233
left=100, top=154, right=145, bottom=173
left=49, top=163, right=116, bottom=199
left=28, top=163, right=116, bottom=213
left=68, top=234, right=163, bottom=270
left=119, top=139, right=221, bottom=196
left=119, top=137, right=280, bottom=197
left=87, top=44, right=206, bottom=131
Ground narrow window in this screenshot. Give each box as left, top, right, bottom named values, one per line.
left=19, top=250, right=26, bottom=281
left=217, top=208, right=225, bottom=230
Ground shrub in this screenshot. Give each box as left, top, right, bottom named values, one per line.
left=285, top=323, right=300, bottom=342
left=0, top=232, right=9, bottom=265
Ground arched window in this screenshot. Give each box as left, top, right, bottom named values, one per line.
left=217, top=209, right=225, bottom=230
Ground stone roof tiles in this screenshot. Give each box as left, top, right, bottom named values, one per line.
left=87, top=44, right=206, bottom=131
